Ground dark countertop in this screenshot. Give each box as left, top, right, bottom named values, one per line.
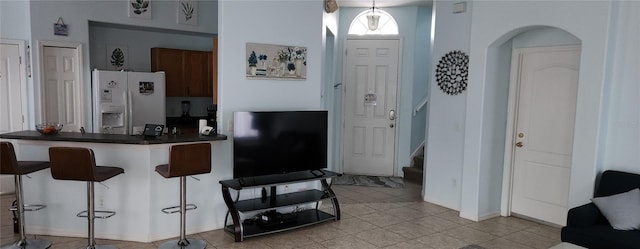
left=0, top=130, right=227, bottom=145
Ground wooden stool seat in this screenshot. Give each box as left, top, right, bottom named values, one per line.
left=155, top=143, right=211, bottom=249
left=48, top=146, right=124, bottom=249
left=0, top=142, right=52, bottom=249
left=49, top=147, right=123, bottom=182
left=155, top=143, right=212, bottom=178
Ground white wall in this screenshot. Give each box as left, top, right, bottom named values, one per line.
left=601, top=1, right=640, bottom=174
left=322, top=9, right=340, bottom=172
left=217, top=0, right=325, bottom=202
left=424, top=0, right=472, bottom=210
left=218, top=0, right=323, bottom=114
left=512, top=27, right=581, bottom=49
left=0, top=0, right=31, bottom=40
left=461, top=1, right=612, bottom=220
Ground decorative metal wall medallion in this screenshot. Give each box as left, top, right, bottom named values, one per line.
left=436, top=50, right=469, bottom=95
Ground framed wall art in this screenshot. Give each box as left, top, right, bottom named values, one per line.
left=106, top=45, right=128, bottom=71
left=246, top=43, right=307, bottom=80
left=129, top=0, right=151, bottom=19
left=53, top=18, right=68, bottom=36
left=178, top=0, right=198, bottom=25
left=436, top=50, right=469, bottom=95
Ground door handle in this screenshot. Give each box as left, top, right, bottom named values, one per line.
left=515, top=141, right=524, bottom=147
left=389, top=110, right=396, bottom=120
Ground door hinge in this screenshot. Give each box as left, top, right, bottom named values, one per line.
left=19, top=56, right=22, bottom=64
left=22, top=115, right=25, bottom=123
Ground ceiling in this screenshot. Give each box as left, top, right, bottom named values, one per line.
left=337, top=0, right=433, bottom=8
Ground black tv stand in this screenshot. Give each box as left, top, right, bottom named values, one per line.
left=310, top=169, right=326, bottom=177
left=219, top=169, right=341, bottom=242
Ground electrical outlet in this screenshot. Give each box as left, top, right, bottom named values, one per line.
left=99, top=196, right=104, bottom=208
left=227, top=120, right=233, bottom=132
left=452, top=179, right=457, bottom=188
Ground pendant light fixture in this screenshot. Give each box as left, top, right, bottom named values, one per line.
left=366, top=0, right=380, bottom=31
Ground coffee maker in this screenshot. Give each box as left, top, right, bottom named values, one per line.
left=206, top=104, right=217, bottom=134
left=181, top=101, right=191, bottom=117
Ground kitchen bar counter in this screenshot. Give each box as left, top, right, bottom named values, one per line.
left=0, top=130, right=226, bottom=144
left=0, top=130, right=228, bottom=242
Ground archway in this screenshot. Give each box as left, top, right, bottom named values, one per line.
left=475, top=26, right=582, bottom=225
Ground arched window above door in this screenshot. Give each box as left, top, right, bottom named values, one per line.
left=348, top=9, right=399, bottom=35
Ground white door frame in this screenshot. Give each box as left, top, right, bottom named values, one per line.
left=340, top=35, right=403, bottom=176
left=1, top=39, right=29, bottom=131
left=38, top=40, right=84, bottom=126
left=500, top=45, right=581, bottom=216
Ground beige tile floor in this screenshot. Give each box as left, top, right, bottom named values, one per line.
left=1, top=182, right=560, bottom=248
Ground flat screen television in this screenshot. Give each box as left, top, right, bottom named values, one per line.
left=233, top=110, right=328, bottom=179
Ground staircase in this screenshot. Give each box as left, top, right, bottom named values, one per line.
left=402, top=148, right=424, bottom=185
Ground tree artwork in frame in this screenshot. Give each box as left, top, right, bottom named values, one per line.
left=178, top=0, right=198, bottom=25
left=106, top=45, right=128, bottom=71
left=129, top=0, right=151, bottom=19
left=246, top=43, right=307, bottom=80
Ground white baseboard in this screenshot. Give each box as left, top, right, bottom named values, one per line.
left=460, top=211, right=500, bottom=222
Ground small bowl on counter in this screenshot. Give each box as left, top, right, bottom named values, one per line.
left=35, top=123, right=63, bottom=135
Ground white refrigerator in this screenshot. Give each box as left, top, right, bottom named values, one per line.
left=92, top=69, right=166, bottom=134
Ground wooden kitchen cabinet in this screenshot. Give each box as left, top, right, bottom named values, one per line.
left=151, top=48, right=214, bottom=97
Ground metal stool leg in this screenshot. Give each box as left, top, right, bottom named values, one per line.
left=1, top=175, right=51, bottom=249
left=158, top=176, right=206, bottom=249
left=83, top=182, right=116, bottom=249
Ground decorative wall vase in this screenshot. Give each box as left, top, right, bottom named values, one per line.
left=287, top=62, right=296, bottom=75
left=294, top=59, right=303, bottom=77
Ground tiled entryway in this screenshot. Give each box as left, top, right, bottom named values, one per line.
left=1, top=182, right=560, bottom=248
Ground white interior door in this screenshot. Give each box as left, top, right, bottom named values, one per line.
left=343, top=38, right=399, bottom=176
left=510, top=46, right=581, bottom=226
left=0, top=43, right=25, bottom=133
left=0, top=41, right=26, bottom=194
left=42, top=45, right=83, bottom=132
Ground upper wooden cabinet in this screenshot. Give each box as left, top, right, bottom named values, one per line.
left=151, top=48, right=213, bottom=97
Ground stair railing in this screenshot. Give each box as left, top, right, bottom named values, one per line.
left=413, top=96, right=429, bottom=116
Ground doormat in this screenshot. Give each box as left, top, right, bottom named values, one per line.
left=332, top=174, right=404, bottom=188
left=459, top=245, right=487, bottom=249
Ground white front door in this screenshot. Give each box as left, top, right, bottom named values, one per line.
left=510, top=46, right=581, bottom=226
left=42, top=45, right=83, bottom=132
left=343, top=38, right=400, bottom=176
left=0, top=41, right=26, bottom=194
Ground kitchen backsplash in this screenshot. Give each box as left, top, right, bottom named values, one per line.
left=166, top=97, right=213, bottom=117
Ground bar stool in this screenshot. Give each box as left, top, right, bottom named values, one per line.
left=48, top=147, right=124, bottom=249
left=155, top=143, right=211, bottom=249
left=0, top=142, right=52, bottom=249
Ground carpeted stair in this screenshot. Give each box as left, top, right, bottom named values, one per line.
left=402, top=151, right=424, bottom=185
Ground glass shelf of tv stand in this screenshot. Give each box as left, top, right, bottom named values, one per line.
left=219, top=169, right=340, bottom=190
left=219, top=169, right=341, bottom=242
